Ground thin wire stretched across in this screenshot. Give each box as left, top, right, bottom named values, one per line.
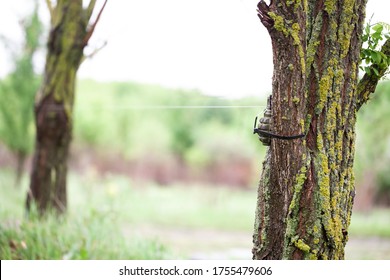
left=34, top=105, right=267, bottom=111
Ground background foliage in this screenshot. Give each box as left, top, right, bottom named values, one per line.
left=0, top=2, right=42, bottom=186
left=0, top=4, right=390, bottom=259
left=71, top=79, right=264, bottom=187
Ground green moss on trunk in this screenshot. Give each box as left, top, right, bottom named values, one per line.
left=27, top=0, right=101, bottom=215
left=253, top=0, right=367, bottom=259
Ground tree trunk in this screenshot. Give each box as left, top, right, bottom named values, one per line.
left=26, top=0, right=106, bottom=215
left=14, top=151, right=27, bottom=188
left=252, top=0, right=373, bottom=259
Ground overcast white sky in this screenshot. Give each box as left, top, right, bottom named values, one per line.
left=0, top=0, right=389, bottom=98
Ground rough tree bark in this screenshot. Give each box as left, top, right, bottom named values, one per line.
left=252, top=0, right=389, bottom=259
left=26, top=0, right=107, bottom=215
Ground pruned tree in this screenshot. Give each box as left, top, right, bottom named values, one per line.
left=26, top=0, right=107, bottom=215
left=252, top=0, right=390, bottom=259
left=0, top=1, right=42, bottom=187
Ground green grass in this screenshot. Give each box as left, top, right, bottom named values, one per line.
left=349, top=209, right=390, bottom=238
left=80, top=176, right=257, bottom=231
left=0, top=212, right=167, bottom=260
left=0, top=170, right=169, bottom=260
left=66, top=175, right=258, bottom=235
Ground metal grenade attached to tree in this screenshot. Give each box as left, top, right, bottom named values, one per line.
left=253, top=95, right=305, bottom=146
left=255, top=95, right=272, bottom=146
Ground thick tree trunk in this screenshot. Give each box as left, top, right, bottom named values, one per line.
left=253, top=0, right=368, bottom=259
left=26, top=0, right=105, bottom=215
left=27, top=95, right=74, bottom=214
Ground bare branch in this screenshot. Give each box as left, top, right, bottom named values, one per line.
left=45, top=0, right=55, bottom=23
left=80, top=41, right=107, bottom=65
left=357, top=38, right=390, bottom=110
left=83, top=0, right=108, bottom=46
left=85, top=0, right=97, bottom=22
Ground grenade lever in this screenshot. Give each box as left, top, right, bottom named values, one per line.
left=253, top=116, right=305, bottom=140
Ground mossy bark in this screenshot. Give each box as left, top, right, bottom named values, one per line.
left=252, top=0, right=379, bottom=260
left=26, top=0, right=104, bottom=215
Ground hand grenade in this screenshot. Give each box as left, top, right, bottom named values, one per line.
left=256, top=95, right=272, bottom=146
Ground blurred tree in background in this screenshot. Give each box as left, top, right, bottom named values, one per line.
left=0, top=1, right=42, bottom=187
left=26, top=0, right=107, bottom=215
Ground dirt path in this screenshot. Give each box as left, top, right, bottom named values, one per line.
left=123, top=225, right=390, bottom=259
left=345, top=237, right=390, bottom=259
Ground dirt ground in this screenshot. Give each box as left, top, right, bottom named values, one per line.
left=123, top=225, right=390, bottom=260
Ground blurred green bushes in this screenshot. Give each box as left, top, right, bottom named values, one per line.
left=73, top=79, right=266, bottom=186
left=356, top=81, right=390, bottom=205
left=1, top=76, right=390, bottom=195
left=0, top=3, right=42, bottom=186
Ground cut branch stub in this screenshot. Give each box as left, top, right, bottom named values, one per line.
left=257, top=1, right=274, bottom=29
